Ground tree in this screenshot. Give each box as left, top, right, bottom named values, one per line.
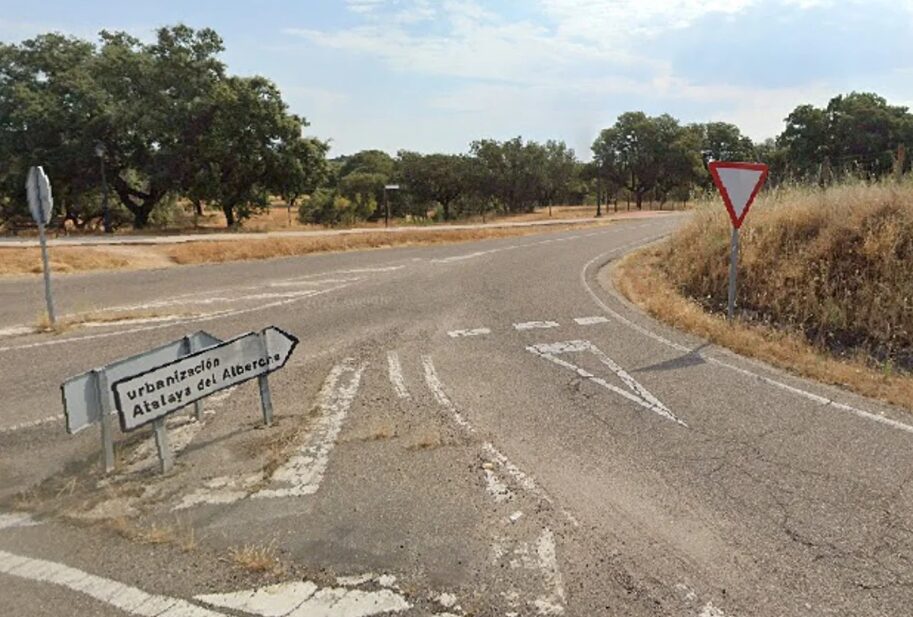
left=539, top=140, right=578, bottom=216
left=0, top=33, right=104, bottom=228
left=777, top=92, right=913, bottom=181
left=94, top=26, right=227, bottom=228
left=593, top=112, right=695, bottom=209
left=193, top=76, right=305, bottom=227
left=338, top=171, right=385, bottom=220
left=396, top=151, right=469, bottom=220
left=274, top=137, right=330, bottom=222
left=695, top=122, right=756, bottom=163
left=470, top=137, right=548, bottom=213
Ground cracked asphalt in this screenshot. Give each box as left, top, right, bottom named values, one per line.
left=1, top=213, right=913, bottom=616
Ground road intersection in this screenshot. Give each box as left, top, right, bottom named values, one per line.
left=2, top=214, right=912, bottom=616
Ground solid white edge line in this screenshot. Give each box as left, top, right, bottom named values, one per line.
left=580, top=236, right=913, bottom=436
left=0, top=549, right=226, bottom=616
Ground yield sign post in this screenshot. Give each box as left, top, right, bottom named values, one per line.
left=709, top=161, right=769, bottom=321
left=26, top=166, right=57, bottom=327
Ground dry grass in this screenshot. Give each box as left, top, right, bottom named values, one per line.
left=35, top=308, right=195, bottom=334
left=614, top=243, right=913, bottom=412
left=405, top=429, right=444, bottom=451
left=0, top=246, right=132, bottom=276
left=662, top=181, right=913, bottom=367
left=164, top=223, right=603, bottom=265
left=228, top=542, right=284, bottom=575
left=107, top=516, right=198, bottom=551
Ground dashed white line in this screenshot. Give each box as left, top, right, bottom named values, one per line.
left=513, top=321, right=560, bottom=331
left=573, top=316, right=609, bottom=325
left=0, top=549, right=226, bottom=616
left=447, top=328, right=491, bottom=338
left=0, top=414, right=62, bottom=434
left=386, top=351, right=411, bottom=399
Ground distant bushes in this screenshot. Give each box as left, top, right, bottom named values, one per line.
left=661, top=180, right=913, bottom=369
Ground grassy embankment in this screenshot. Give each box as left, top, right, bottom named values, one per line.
left=615, top=180, right=913, bottom=409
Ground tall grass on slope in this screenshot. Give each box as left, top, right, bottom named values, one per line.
left=661, top=180, right=913, bottom=370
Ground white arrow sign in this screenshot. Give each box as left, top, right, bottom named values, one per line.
left=113, top=327, right=298, bottom=431
left=26, top=165, right=53, bottom=225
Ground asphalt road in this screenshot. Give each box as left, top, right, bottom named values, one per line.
left=1, top=214, right=912, bottom=617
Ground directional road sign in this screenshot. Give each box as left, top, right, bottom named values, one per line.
left=112, top=327, right=298, bottom=432
left=709, top=161, right=768, bottom=229
left=62, top=331, right=224, bottom=434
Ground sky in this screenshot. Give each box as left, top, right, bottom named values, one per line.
left=0, top=0, right=910, bottom=159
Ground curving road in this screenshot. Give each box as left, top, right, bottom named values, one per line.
left=1, top=215, right=912, bottom=617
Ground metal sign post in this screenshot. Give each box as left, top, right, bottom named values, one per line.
left=257, top=331, right=274, bottom=426
left=26, top=166, right=56, bottom=327
left=152, top=418, right=174, bottom=474
left=93, top=368, right=116, bottom=474
left=708, top=161, right=769, bottom=322
left=183, top=335, right=204, bottom=421
left=728, top=227, right=739, bottom=321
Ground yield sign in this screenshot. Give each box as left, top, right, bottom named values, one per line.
left=709, top=161, right=768, bottom=229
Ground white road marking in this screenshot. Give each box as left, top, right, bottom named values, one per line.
left=386, top=351, right=411, bottom=399
left=195, top=580, right=411, bottom=617
left=0, top=414, right=62, bottom=434
left=0, top=325, right=34, bottom=339
left=483, top=467, right=514, bottom=503
left=431, top=248, right=513, bottom=263
left=534, top=529, right=566, bottom=615
left=0, top=549, right=226, bottom=616
left=0, top=512, right=39, bottom=530
left=699, top=602, right=729, bottom=617
left=421, top=356, right=474, bottom=432
left=490, top=529, right=566, bottom=615
left=0, top=284, right=351, bottom=353
left=573, top=316, right=609, bottom=325
left=254, top=358, right=366, bottom=499
left=580, top=245, right=913, bottom=436
left=173, top=474, right=262, bottom=511
left=513, top=321, right=560, bottom=331
left=482, top=443, right=552, bottom=506
left=447, top=328, right=491, bottom=338
left=528, top=340, right=686, bottom=426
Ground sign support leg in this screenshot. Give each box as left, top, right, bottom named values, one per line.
left=37, top=220, right=56, bottom=327
left=183, top=335, right=203, bottom=422
left=728, top=227, right=739, bottom=322
left=94, top=369, right=115, bottom=474
left=153, top=418, right=173, bottom=474
left=258, top=331, right=273, bottom=426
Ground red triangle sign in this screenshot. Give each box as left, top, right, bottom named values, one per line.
left=709, top=161, right=769, bottom=229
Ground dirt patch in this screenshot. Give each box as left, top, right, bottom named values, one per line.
left=612, top=243, right=913, bottom=413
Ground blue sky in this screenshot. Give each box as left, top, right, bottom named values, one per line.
left=0, top=0, right=908, bottom=158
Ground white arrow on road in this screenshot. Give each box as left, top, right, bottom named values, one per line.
left=528, top=340, right=686, bottom=426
